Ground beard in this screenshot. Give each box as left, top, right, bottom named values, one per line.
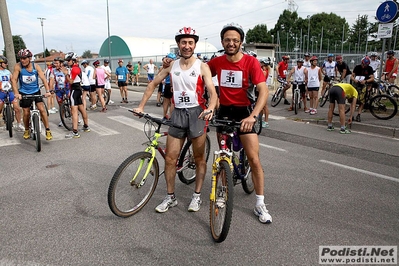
left=224, top=45, right=240, bottom=56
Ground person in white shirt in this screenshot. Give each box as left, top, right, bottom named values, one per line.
left=143, top=59, right=158, bottom=84
left=369, top=52, right=380, bottom=79
left=101, top=59, right=113, bottom=104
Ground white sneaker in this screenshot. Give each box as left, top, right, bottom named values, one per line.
left=52, top=107, right=58, bottom=113
left=254, top=204, right=272, bottom=224
left=48, top=109, right=56, bottom=114
left=155, top=195, right=178, bottom=213
left=58, top=121, right=63, bottom=127
left=15, top=123, right=25, bottom=132
left=188, top=196, right=202, bottom=212
left=108, top=100, right=114, bottom=104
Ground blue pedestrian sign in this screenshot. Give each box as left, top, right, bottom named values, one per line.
left=376, top=1, right=399, bottom=23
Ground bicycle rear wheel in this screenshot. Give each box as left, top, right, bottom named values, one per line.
left=271, top=87, right=283, bottom=107
left=5, top=105, right=13, bottom=138
left=108, top=152, right=159, bottom=217
left=369, top=94, right=398, bottom=120
left=177, top=134, right=211, bottom=184
left=60, top=103, right=73, bottom=131
left=319, top=88, right=329, bottom=107
left=32, top=113, right=41, bottom=152
left=240, top=150, right=254, bottom=194
left=210, top=160, right=234, bottom=243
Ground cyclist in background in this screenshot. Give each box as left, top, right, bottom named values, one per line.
left=11, top=49, right=53, bottom=140
left=369, top=52, right=380, bottom=79
left=320, top=54, right=337, bottom=104
left=350, top=56, right=374, bottom=122
left=132, top=61, right=141, bottom=86
left=275, top=55, right=291, bottom=105
left=50, top=57, right=70, bottom=128
left=0, top=55, right=24, bottom=131
left=134, top=27, right=217, bottom=214
left=207, top=22, right=272, bottom=224
left=335, top=55, right=352, bottom=83
left=260, top=58, right=271, bottom=128
left=286, top=58, right=309, bottom=112
left=115, top=59, right=129, bottom=104
left=384, top=50, right=398, bottom=84
left=306, top=56, right=323, bottom=115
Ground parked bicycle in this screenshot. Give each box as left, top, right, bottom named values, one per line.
left=292, top=82, right=304, bottom=114
left=376, top=72, right=399, bottom=101
left=2, top=87, right=14, bottom=138
left=107, top=110, right=211, bottom=218
left=333, top=83, right=398, bottom=120
left=208, top=118, right=254, bottom=243
left=21, top=95, right=45, bottom=152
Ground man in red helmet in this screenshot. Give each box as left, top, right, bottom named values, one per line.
left=275, top=55, right=291, bottom=105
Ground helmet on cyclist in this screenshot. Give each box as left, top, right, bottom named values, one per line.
left=282, top=55, right=290, bottom=60
left=166, top=53, right=177, bottom=60
left=175, top=27, right=199, bottom=43
left=63, top=61, right=69, bottom=67
left=203, top=56, right=208, bottom=61
left=220, top=22, right=245, bottom=42
left=0, top=55, right=8, bottom=64
left=93, top=60, right=100, bottom=66
left=328, top=53, right=334, bottom=58
left=260, top=58, right=270, bottom=65
left=387, top=50, right=395, bottom=55
left=335, top=55, right=343, bottom=61
left=297, top=58, right=304, bottom=63
left=310, top=56, right=318, bottom=62
left=361, top=56, right=370, bottom=66
left=304, top=52, right=311, bottom=57
left=65, top=52, right=78, bottom=61
left=247, top=50, right=257, bottom=57
left=17, top=48, right=33, bottom=58
left=104, top=59, right=109, bottom=63
left=370, top=52, right=378, bottom=57
left=81, top=59, right=89, bottom=65
left=54, top=57, right=64, bottom=62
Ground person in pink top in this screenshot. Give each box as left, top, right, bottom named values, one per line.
left=93, top=60, right=108, bottom=112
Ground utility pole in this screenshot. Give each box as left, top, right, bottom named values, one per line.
left=106, top=0, right=111, bottom=68
left=0, top=0, right=16, bottom=71
left=37, top=17, right=46, bottom=67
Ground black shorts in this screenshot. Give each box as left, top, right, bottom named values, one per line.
left=292, top=84, right=306, bottom=94
left=307, top=87, right=319, bottom=92
left=97, top=85, right=105, bottom=89
left=163, top=83, right=173, bottom=99
left=323, top=75, right=334, bottom=82
left=70, top=83, right=83, bottom=106
left=329, top=85, right=346, bottom=104
left=90, top=84, right=96, bottom=93
left=158, top=83, right=163, bottom=93
left=117, top=81, right=127, bottom=87
left=19, top=90, right=43, bottom=108
left=81, top=85, right=90, bottom=92
left=216, top=105, right=256, bottom=135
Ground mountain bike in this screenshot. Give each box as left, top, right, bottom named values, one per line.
left=319, top=78, right=338, bottom=107
left=58, top=88, right=73, bottom=131
left=208, top=118, right=254, bottom=243
left=21, top=95, right=45, bottom=152
left=107, top=110, right=211, bottom=218
left=333, top=83, right=398, bottom=120
left=292, top=83, right=303, bottom=115
left=2, top=88, right=14, bottom=138
left=270, top=79, right=288, bottom=107
left=376, top=72, right=399, bottom=101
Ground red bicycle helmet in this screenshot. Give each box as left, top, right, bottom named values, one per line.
left=175, top=27, right=199, bottom=43
left=361, top=56, right=370, bottom=66
left=17, top=49, right=33, bottom=58
left=310, top=56, right=318, bottom=62
left=93, top=60, right=100, bottom=66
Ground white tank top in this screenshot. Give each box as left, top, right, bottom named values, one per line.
left=146, top=63, right=155, bottom=74
left=293, top=66, right=305, bottom=84
left=307, top=66, right=320, bottom=88
left=171, top=59, right=203, bottom=109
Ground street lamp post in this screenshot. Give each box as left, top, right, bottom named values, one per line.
left=106, top=0, right=111, bottom=68
left=307, top=15, right=310, bottom=52
left=271, top=35, right=274, bottom=44
left=37, top=17, right=46, bottom=67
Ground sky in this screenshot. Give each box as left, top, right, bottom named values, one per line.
left=0, top=0, right=383, bottom=57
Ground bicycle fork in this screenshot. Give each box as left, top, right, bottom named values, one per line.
left=131, top=147, right=157, bottom=188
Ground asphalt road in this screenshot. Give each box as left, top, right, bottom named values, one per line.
left=0, top=88, right=398, bottom=265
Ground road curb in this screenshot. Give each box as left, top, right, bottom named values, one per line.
left=297, top=118, right=397, bottom=138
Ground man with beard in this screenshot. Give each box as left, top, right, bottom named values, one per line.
left=206, top=23, right=272, bottom=224
left=133, top=27, right=217, bottom=213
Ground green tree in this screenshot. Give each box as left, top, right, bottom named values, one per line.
left=246, top=24, right=270, bottom=43
left=3, top=35, right=26, bottom=60
left=44, top=48, right=50, bottom=57
left=346, top=14, right=371, bottom=54
left=82, top=50, right=93, bottom=58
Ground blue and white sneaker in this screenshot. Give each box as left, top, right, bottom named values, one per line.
left=254, top=204, right=272, bottom=224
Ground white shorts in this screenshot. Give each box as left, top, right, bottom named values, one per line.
left=104, top=80, right=111, bottom=89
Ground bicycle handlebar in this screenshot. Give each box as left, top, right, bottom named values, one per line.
left=129, top=110, right=185, bottom=129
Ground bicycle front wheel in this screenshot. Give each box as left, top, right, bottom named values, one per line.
left=271, top=87, right=283, bottom=107
left=210, top=160, right=234, bottom=243
left=5, top=105, right=13, bottom=138
left=108, top=152, right=159, bottom=217
left=177, top=134, right=211, bottom=184
left=32, top=113, right=41, bottom=152
left=240, top=150, right=254, bottom=194
left=60, top=103, right=73, bottom=131
left=369, top=94, right=398, bottom=120
left=320, top=89, right=329, bottom=107
left=294, top=91, right=299, bottom=114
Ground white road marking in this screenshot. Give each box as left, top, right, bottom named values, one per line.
left=108, top=115, right=144, bottom=131
left=319, top=159, right=399, bottom=183
left=0, top=133, right=20, bottom=146
left=88, top=120, right=119, bottom=136
left=269, top=114, right=286, bottom=120
left=259, top=143, right=287, bottom=152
